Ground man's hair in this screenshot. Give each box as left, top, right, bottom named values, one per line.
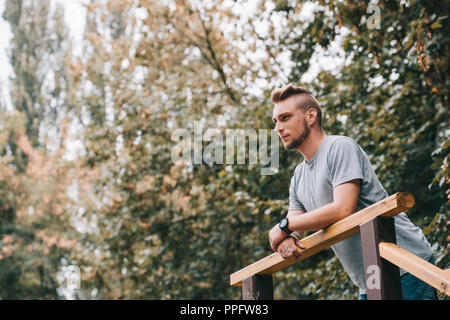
left=271, top=84, right=322, bottom=128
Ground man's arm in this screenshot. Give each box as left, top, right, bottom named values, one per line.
left=288, top=179, right=361, bottom=232
left=287, top=209, right=306, bottom=240
left=269, top=179, right=361, bottom=251
left=274, top=210, right=306, bottom=259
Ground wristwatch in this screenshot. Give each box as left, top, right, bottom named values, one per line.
left=279, top=217, right=293, bottom=235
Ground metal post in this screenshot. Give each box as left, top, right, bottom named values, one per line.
left=360, top=216, right=402, bottom=300
left=242, top=274, right=273, bottom=300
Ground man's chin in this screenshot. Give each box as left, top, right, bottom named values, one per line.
left=283, top=141, right=298, bottom=150
left=283, top=137, right=306, bottom=150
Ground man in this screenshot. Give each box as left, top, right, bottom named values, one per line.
left=268, top=84, right=437, bottom=300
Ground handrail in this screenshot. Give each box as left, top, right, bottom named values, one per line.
left=230, top=192, right=415, bottom=287
left=379, top=242, right=450, bottom=296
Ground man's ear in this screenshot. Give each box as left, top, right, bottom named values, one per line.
left=307, top=108, right=317, bottom=126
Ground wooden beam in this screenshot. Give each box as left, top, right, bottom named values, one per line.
left=242, top=274, right=273, bottom=300
left=230, top=192, right=414, bottom=287
left=379, top=242, right=450, bottom=297
left=360, top=217, right=402, bottom=299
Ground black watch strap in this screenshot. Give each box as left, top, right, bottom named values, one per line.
left=279, top=218, right=293, bottom=235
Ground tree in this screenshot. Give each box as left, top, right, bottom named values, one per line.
left=0, top=0, right=76, bottom=299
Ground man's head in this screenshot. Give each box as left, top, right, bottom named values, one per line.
left=271, top=84, right=322, bottom=150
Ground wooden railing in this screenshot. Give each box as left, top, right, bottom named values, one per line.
left=230, top=192, right=450, bottom=299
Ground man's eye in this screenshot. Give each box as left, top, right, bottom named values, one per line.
left=282, top=116, right=289, bottom=121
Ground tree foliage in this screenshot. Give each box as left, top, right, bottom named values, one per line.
left=0, top=0, right=77, bottom=299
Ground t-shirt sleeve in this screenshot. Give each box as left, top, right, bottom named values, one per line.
left=328, top=138, right=365, bottom=188
left=289, top=174, right=306, bottom=212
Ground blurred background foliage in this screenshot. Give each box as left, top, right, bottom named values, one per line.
left=0, top=0, right=448, bottom=299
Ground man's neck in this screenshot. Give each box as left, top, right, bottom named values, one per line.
left=298, top=130, right=327, bottom=162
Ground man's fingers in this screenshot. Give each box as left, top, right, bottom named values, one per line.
left=280, top=250, right=290, bottom=259
left=295, top=239, right=306, bottom=250
left=277, top=242, right=288, bottom=258
left=272, top=240, right=282, bottom=253
left=291, top=249, right=301, bottom=258
left=292, top=245, right=302, bottom=258
left=269, top=232, right=277, bottom=252
left=276, top=242, right=286, bottom=253
left=270, top=238, right=276, bottom=252
left=279, top=242, right=298, bottom=260
left=272, top=238, right=280, bottom=252
left=276, top=238, right=304, bottom=259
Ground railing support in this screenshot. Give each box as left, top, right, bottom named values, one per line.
left=242, top=274, right=273, bottom=300
left=360, top=216, right=402, bottom=300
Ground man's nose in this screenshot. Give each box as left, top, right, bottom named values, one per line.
left=275, top=122, right=284, bottom=134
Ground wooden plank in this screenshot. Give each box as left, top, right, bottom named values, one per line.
left=379, top=242, right=450, bottom=296
left=230, top=192, right=414, bottom=286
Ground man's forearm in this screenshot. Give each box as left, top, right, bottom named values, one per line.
left=286, top=211, right=304, bottom=239
left=288, top=202, right=349, bottom=233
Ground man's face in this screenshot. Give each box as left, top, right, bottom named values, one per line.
left=272, top=96, right=311, bottom=150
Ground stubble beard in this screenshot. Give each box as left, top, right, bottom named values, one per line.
left=284, top=119, right=310, bottom=150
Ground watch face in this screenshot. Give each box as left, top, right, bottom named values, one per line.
left=280, top=219, right=287, bottom=228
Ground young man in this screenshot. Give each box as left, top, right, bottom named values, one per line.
left=268, top=84, right=437, bottom=300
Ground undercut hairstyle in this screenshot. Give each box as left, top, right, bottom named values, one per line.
left=271, top=84, right=323, bottom=128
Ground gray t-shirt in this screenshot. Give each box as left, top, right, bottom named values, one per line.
left=289, top=135, right=432, bottom=294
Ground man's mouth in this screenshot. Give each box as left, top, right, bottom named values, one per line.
left=281, top=134, right=289, bottom=140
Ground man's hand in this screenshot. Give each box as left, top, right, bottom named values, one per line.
left=268, top=224, right=287, bottom=252
left=268, top=223, right=307, bottom=253
left=276, top=236, right=306, bottom=259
